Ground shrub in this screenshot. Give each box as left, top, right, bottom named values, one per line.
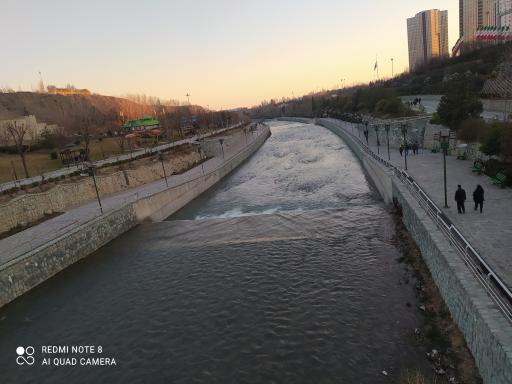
left=457, top=118, right=487, bottom=142
left=480, top=124, right=503, bottom=156
left=50, top=151, right=58, bottom=160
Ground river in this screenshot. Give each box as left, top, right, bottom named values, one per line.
left=0, top=121, right=430, bottom=383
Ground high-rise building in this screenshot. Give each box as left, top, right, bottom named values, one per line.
left=460, top=0, right=499, bottom=42
left=499, top=0, right=512, bottom=27
left=407, top=10, right=449, bottom=71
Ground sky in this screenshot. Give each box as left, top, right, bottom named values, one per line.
left=0, top=0, right=459, bottom=110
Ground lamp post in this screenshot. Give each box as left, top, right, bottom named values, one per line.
left=197, top=144, right=205, bottom=175
left=158, top=152, right=168, bottom=187
left=88, top=163, right=103, bottom=214
left=401, top=123, right=408, bottom=171
left=219, top=138, right=225, bottom=159
left=374, top=124, right=381, bottom=154
left=384, top=123, right=391, bottom=161
left=440, top=129, right=450, bottom=208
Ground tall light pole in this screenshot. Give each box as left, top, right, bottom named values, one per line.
left=385, top=123, right=391, bottom=161
left=374, top=124, right=381, bottom=154
left=88, top=163, right=103, bottom=214
left=440, top=129, right=450, bottom=208
left=158, top=152, right=169, bottom=187
left=391, top=58, right=394, bottom=77
left=219, top=138, right=225, bottom=159
left=401, top=123, right=408, bottom=171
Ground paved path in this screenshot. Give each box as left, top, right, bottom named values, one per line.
left=327, top=118, right=512, bottom=290
left=0, top=125, right=265, bottom=267
left=401, top=95, right=509, bottom=121
left=0, top=124, right=243, bottom=193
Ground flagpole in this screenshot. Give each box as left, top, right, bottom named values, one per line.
left=376, top=55, right=379, bottom=80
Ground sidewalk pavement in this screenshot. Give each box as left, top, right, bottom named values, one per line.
left=0, top=126, right=265, bottom=267
left=330, top=119, right=512, bottom=291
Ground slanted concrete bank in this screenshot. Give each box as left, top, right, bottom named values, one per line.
left=314, top=118, right=512, bottom=384
left=0, top=125, right=271, bottom=308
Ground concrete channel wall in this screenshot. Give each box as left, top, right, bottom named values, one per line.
left=314, top=118, right=512, bottom=384
left=0, top=126, right=271, bottom=308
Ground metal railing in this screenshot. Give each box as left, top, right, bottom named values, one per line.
left=323, top=118, right=512, bottom=323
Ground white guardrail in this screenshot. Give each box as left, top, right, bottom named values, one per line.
left=325, top=119, right=512, bottom=323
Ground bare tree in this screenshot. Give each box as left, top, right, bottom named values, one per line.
left=6, top=120, right=33, bottom=178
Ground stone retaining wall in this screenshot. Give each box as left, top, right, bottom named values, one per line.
left=0, top=126, right=270, bottom=308
left=0, top=151, right=201, bottom=233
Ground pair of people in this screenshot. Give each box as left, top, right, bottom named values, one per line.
left=455, top=185, right=485, bottom=214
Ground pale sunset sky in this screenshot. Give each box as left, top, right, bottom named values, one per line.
left=1, top=0, right=459, bottom=109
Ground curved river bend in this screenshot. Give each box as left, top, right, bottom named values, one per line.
left=0, top=121, right=430, bottom=383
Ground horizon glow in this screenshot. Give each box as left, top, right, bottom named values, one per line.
left=1, top=0, right=458, bottom=109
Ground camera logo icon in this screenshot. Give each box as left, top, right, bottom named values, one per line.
left=16, top=346, right=35, bottom=366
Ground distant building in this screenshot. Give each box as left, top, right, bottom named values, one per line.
left=0, top=115, right=58, bottom=146
left=47, top=85, right=91, bottom=96
left=499, top=0, right=512, bottom=27
left=407, top=9, right=449, bottom=71
left=453, top=0, right=512, bottom=54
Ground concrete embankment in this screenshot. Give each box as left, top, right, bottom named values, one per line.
left=0, top=125, right=271, bottom=308
left=315, top=118, right=512, bottom=384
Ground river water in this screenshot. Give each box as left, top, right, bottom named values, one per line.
left=0, top=121, right=430, bottom=383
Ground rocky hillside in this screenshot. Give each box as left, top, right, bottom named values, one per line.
left=0, top=92, right=203, bottom=133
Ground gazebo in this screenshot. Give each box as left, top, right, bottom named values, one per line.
left=122, top=116, right=160, bottom=132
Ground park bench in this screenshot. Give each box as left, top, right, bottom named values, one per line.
left=491, top=172, right=507, bottom=188
left=472, top=162, right=483, bottom=175
left=431, top=147, right=439, bottom=153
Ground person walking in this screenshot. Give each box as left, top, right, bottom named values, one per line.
left=413, top=141, right=419, bottom=155
left=455, top=185, right=467, bottom=214
left=473, top=185, right=485, bottom=213
left=399, top=144, right=404, bottom=157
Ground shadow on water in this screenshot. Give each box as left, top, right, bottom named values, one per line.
left=0, top=121, right=432, bottom=384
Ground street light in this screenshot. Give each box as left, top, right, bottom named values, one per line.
left=87, top=163, right=103, bottom=214
left=440, top=129, right=451, bottom=208
left=374, top=124, right=381, bottom=154
left=384, top=123, right=391, bottom=161
left=158, top=152, right=168, bottom=187
left=400, top=123, right=408, bottom=171
left=219, top=138, right=225, bottom=159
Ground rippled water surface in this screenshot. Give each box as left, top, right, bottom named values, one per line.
left=0, top=121, right=429, bottom=383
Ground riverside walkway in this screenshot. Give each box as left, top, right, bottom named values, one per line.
left=0, top=125, right=266, bottom=267
left=327, top=118, right=512, bottom=292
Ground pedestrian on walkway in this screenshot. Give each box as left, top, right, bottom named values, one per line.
left=399, top=144, right=404, bottom=157
left=412, top=141, right=419, bottom=155
left=455, top=185, right=467, bottom=214
left=473, top=185, right=485, bottom=213
left=405, top=143, right=410, bottom=156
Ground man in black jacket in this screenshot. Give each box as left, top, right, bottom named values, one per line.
left=455, top=185, right=467, bottom=214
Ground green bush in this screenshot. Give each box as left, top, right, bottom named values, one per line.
left=50, top=151, right=58, bottom=160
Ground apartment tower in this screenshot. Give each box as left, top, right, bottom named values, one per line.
left=407, top=9, right=449, bottom=71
